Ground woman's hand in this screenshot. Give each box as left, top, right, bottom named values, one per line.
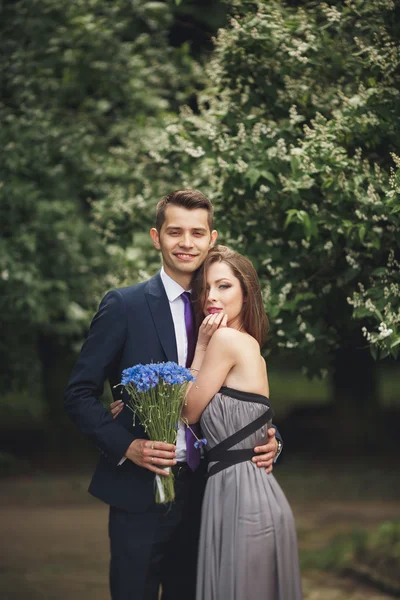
left=110, top=399, right=124, bottom=419
left=196, top=312, right=228, bottom=350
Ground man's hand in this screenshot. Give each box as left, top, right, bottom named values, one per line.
left=125, top=439, right=177, bottom=476
left=252, top=428, right=278, bottom=474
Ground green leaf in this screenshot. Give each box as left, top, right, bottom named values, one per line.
left=260, top=170, right=276, bottom=184
left=371, top=236, right=381, bottom=250
left=245, top=168, right=261, bottom=188
left=284, top=209, right=297, bottom=229
left=390, top=337, right=400, bottom=349
left=379, top=348, right=389, bottom=360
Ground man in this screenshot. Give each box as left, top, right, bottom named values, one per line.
left=64, top=190, right=282, bottom=600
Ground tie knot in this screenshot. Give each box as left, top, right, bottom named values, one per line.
left=181, top=291, right=191, bottom=305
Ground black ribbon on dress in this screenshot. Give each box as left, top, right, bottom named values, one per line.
left=206, top=390, right=274, bottom=478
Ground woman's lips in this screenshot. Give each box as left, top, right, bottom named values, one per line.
left=207, top=307, right=222, bottom=314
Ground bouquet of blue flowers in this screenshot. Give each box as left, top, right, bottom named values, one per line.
left=119, top=361, right=195, bottom=504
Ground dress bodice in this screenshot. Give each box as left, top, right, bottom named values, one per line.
left=200, top=387, right=273, bottom=477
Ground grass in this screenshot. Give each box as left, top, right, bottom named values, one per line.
left=300, top=521, right=400, bottom=596
left=269, top=364, right=400, bottom=418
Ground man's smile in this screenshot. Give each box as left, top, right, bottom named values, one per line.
left=174, top=252, right=198, bottom=261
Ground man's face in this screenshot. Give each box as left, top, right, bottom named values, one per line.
left=150, top=205, right=217, bottom=280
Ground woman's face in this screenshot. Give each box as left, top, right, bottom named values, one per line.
left=203, top=261, right=244, bottom=328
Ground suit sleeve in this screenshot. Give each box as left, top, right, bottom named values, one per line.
left=64, top=290, right=136, bottom=466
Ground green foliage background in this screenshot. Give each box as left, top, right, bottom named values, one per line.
left=1, top=0, right=399, bottom=429
left=96, top=0, right=400, bottom=367
left=0, top=0, right=203, bottom=409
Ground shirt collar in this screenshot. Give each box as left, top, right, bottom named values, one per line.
left=160, top=267, right=191, bottom=302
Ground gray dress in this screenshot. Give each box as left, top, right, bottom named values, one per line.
left=196, top=387, right=302, bottom=600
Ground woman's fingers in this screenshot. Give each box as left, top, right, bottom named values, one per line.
left=199, top=312, right=227, bottom=343
left=205, top=313, right=219, bottom=327
left=206, top=312, right=224, bottom=331
left=110, top=399, right=124, bottom=418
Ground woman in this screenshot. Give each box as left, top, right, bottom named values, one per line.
left=186, top=245, right=302, bottom=600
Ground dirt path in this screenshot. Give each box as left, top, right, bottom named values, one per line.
left=0, top=476, right=398, bottom=599
left=0, top=505, right=109, bottom=600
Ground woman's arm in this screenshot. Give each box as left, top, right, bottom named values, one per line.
left=183, top=327, right=238, bottom=424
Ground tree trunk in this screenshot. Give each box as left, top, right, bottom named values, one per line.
left=332, top=343, right=384, bottom=451
left=38, top=334, right=75, bottom=426
left=38, top=334, right=96, bottom=463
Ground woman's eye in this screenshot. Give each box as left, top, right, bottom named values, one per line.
left=219, top=284, right=230, bottom=289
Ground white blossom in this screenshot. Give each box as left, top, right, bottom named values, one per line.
left=346, top=255, right=360, bottom=269
left=184, top=145, right=205, bottom=158
left=286, top=341, right=298, bottom=348
left=321, top=4, right=342, bottom=23
left=235, top=158, right=248, bottom=173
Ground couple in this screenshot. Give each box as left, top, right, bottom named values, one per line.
left=65, top=189, right=302, bottom=600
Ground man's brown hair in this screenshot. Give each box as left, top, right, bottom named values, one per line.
left=155, top=189, right=214, bottom=232
left=192, top=245, right=269, bottom=346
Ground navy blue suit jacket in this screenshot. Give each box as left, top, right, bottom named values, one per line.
left=65, top=272, right=181, bottom=512
left=65, top=272, right=282, bottom=513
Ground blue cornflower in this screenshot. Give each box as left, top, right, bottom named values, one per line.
left=121, top=361, right=194, bottom=391
left=158, top=361, right=195, bottom=385
left=194, top=438, right=208, bottom=449
left=121, top=364, right=159, bottom=391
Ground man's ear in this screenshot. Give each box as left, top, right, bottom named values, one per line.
left=210, top=230, right=218, bottom=247
left=150, top=228, right=161, bottom=250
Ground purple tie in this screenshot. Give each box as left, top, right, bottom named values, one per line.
left=181, top=291, right=195, bottom=368
left=181, top=291, right=201, bottom=471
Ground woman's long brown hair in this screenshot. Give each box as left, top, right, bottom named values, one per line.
left=191, top=245, right=269, bottom=346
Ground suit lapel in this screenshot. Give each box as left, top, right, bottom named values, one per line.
left=145, top=272, right=178, bottom=363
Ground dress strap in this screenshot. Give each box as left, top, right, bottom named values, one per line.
left=219, top=386, right=270, bottom=405
left=207, top=406, right=274, bottom=478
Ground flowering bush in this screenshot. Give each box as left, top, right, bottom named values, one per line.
left=348, top=159, right=400, bottom=361
left=96, top=0, right=400, bottom=377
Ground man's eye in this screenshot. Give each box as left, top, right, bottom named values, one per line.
left=194, top=232, right=205, bottom=237
left=169, top=231, right=180, bottom=236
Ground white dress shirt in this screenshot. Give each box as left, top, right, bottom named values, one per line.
left=160, top=267, right=189, bottom=462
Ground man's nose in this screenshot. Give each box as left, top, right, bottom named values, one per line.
left=179, top=233, right=194, bottom=248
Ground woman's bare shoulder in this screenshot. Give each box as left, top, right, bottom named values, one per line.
left=210, top=328, right=259, bottom=352
left=210, top=327, right=242, bottom=343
